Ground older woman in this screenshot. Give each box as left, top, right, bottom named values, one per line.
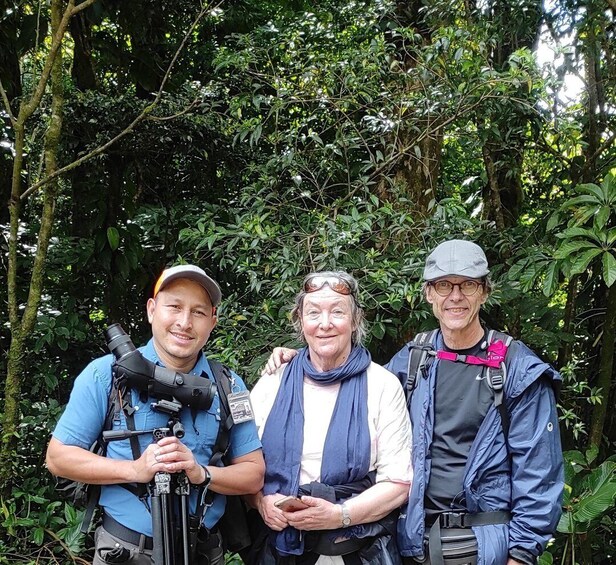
left=249, top=271, right=412, bottom=565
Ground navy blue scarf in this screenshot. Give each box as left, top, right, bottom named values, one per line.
left=261, top=346, right=372, bottom=556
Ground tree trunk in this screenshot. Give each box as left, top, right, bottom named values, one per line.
left=376, top=1, right=443, bottom=214
left=478, top=0, right=542, bottom=228
left=557, top=276, right=578, bottom=370
left=588, top=282, right=616, bottom=450
left=0, top=0, right=67, bottom=492
left=481, top=142, right=506, bottom=231
left=388, top=129, right=443, bottom=213
left=70, top=10, right=97, bottom=90
left=0, top=11, right=21, bottom=224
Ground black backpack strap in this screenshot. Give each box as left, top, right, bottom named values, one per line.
left=80, top=374, right=145, bottom=533
left=194, top=360, right=234, bottom=519
left=208, top=359, right=235, bottom=466
left=405, top=330, right=438, bottom=403
left=80, top=375, right=125, bottom=533
left=484, top=330, right=513, bottom=444
left=206, top=360, right=254, bottom=554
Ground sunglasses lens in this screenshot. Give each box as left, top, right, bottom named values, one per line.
left=329, top=281, right=352, bottom=295
left=305, top=276, right=352, bottom=295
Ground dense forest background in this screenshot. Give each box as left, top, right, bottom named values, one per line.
left=1, top=0, right=615, bottom=562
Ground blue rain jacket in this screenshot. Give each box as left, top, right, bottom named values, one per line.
left=386, top=330, right=563, bottom=564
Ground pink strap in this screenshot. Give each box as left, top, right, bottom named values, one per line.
left=436, top=340, right=508, bottom=369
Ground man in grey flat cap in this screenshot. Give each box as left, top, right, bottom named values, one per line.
left=266, top=240, right=563, bottom=565
left=388, top=240, right=563, bottom=565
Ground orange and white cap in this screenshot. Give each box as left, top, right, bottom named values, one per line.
left=153, top=264, right=222, bottom=306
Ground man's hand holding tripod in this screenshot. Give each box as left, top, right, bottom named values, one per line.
left=136, top=436, right=205, bottom=485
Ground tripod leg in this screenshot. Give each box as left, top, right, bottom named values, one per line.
left=151, top=493, right=165, bottom=565
left=151, top=472, right=173, bottom=565
left=180, top=495, right=190, bottom=565
left=174, top=472, right=191, bottom=565
left=161, top=492, right=174, bottom=565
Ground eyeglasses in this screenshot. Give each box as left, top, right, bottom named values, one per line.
left=304, top=275, right=355, bottom=296
left=428, top=279, right=484, bottom=297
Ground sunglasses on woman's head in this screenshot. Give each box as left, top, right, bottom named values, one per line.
left=304, top=275, right=354, bottom=296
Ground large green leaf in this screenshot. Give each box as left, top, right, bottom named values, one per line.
left=543, top=261, right=559, bottom=297
left=603, top=252, right=616, bottom=287
left=577, top=182, right=605, bottom=202
left=573, top=207, right=599, bottom=226
left=569, top=247, right=602, bottom=275
left=579, top=461, right=616, bottom=495
left=546, top=212, right=561, bottom=233
left=564, top=450, right=587, bottom=465
left=594, top=206, right=612, bottom=231
left=586, top=445, right=599, bottom=465
left=519, top=260, right=543, bottom=291
left=556, top=511, right=579, bottom=534
left=553, top=240, right=596, bottom=260
left=107, top=227, right=120, bottom=251
left=563, top=451, right=586, bottom=494
left=560, top=226, right=601, bottom=242
left=561, top=194, right=600, bottom=209
left=572, top=482, right=616, bottom=523
left=600, top=172, right=616, bottom=203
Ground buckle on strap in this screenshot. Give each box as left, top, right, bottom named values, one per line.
left=489, top=370, right=505, bottom=391
left=439, top=510, right=512, bottom=529
left=439, top=512, right=466, bottom=528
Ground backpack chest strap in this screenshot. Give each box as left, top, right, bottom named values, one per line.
left=436, top=350, right=500, bottom=368
left=435, top=338, right=509, bottom=369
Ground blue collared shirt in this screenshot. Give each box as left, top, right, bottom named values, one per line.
left=53, top=338, right=262, bottom=536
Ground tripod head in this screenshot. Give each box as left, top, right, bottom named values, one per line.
left=103, top=397, right=185, bottom=443
left=105, top=324, right=217, bottom=411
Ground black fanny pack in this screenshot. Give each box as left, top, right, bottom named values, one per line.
left=306, top=530, right=370, bottom=556
left=299, top=472, right=385, bottom=556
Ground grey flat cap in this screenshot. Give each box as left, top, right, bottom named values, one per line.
left=153, top=264, right=222, bottom=306
left=423, top=239, right=490, bottom=281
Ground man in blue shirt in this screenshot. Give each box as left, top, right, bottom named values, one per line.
left=47, top=265, right=264, bottom=564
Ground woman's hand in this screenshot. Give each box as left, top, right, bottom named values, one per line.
left=258, top=494, right=291, bottom=531
left=284, top=495, right=341, bottom=531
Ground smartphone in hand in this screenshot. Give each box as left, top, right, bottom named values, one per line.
left=274, top=495, right=309, bottom=512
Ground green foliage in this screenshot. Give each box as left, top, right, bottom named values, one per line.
left=554, top=172, right=616, bottom=286
left=0, top=398, right=87, bottom=561
left=1, top=0, right=616, bottom=560
left=558, top=362, right=603, bottom=442
left=546, top=449, right=616, bottom=563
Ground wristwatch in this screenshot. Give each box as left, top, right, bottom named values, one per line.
left=196, top=465, right=212, bottom=488
left=340, top=502, right=351, bottom=528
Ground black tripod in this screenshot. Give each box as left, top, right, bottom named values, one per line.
left=103, top=399, right=194, bottom=565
